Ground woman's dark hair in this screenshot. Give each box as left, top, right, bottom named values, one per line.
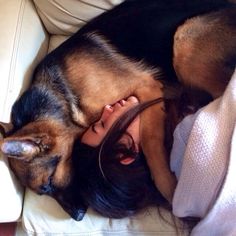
left=73, top=97, right=170, bottom=218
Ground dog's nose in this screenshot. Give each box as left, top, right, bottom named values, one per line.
left=39, top=183, right=53, bottom=195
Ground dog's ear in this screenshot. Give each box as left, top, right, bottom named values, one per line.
left=0, top=135, right=52, bottom=161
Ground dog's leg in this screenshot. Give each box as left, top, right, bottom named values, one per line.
left=135, top=81, right=177, bottom=203
left=173, top=8, right=236, bottom=98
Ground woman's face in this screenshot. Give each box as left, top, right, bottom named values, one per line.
left=81, top=96, right=140, bottom=148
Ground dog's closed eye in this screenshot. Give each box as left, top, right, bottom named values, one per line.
left=45, top=156, right=60, bottom=169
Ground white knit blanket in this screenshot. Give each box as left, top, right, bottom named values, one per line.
left=171, top=68, right=236, bottom=236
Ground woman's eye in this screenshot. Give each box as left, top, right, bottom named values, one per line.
left=91, top=121, right=104, bottom=134
left=91, top=124, right=98, bottom=133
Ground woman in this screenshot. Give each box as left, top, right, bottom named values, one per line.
left=74, top=96, right=171, bottom=219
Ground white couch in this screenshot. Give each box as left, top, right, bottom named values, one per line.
left=0, top=1, right=187, bottom=235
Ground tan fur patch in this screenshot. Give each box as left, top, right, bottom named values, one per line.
left=174, top=8, right=236, bottom=98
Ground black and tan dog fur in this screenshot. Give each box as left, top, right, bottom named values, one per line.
left=0, top=0, right=235, bottom=220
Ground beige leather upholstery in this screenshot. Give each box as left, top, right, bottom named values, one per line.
left=22, top=190, right=186, bottom=236
left=33, top=0, right=123, bottom=35
left=0, top=0, right=49, bottom=123
left=0, top=133, right=23, bottom=223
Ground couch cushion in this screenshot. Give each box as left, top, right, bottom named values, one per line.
left=33, top=0, right=124, bottom=35
left=22, top=189, right=187, bottom=236
left=0, top=136, right=23, bottom=222
left=0, top=0, right=49, bottom=122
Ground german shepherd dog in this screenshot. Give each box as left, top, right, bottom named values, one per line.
left=0, top=0, right=235, bottom=220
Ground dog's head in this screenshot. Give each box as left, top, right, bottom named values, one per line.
left=0, top=119, right=89, bottom=220
left=1, top=120, right=78, bottom=194
left=0, top=78, right=90, bottom=220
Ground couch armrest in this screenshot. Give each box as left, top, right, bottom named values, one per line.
left=0, top=151, right=24, bottom=222
left=0, top=0, right=49, bottom=122
left=0, top=0, right=49, bottom=222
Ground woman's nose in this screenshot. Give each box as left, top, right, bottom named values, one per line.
left=100, top=105, right=114, bottom=122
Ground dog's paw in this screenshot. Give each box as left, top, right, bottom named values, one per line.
left=70, top=208, right=87, bottom=221
left=54, top=192, right=88, bottom=221
left=63, top=204, right=88, bottom=221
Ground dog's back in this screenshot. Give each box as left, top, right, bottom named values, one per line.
left=46, top=0, right=232, bottom=81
